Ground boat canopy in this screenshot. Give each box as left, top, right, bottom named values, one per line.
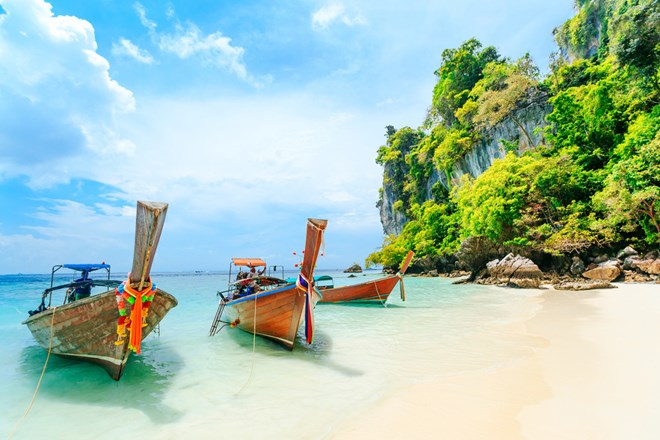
left=62, top=264, right=111, bottom=272
left=231, top=258, right=266, bottom=267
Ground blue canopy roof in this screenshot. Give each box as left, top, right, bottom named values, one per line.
left=62, top=264, right=110, bottom=272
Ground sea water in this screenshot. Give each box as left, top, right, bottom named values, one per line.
left=0, top=271, right=542, bottom=439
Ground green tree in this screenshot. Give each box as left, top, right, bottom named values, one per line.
left=427, top=39, right=501, bottom=127
left=470, top=55, right=542, bottom=148
left=592, top=108, right=660, bottom=244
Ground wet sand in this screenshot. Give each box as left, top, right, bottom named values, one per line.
left=331, top=283, right=660, bottom=439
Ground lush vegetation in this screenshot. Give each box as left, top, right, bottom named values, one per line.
left=368, top=0, right=659, bottom=270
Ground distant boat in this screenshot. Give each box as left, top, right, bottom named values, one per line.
left=318, top=251, right=414, bottom=305
left=22, top=201, right=178, bottom=380
left=209, top=218, right=328, bottom=349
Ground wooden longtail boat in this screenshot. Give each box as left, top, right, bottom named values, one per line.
left=22, top=201, right=178, bottom=380
left=318, top=250, right=414, bottom=305
left=210, top=218, right=327, bottom=349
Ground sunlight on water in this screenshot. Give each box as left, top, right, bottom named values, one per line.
left=0, top=271, right=542, bottom=439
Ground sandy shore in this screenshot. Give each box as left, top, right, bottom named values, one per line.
left=331, top=283, right=660, bottom=440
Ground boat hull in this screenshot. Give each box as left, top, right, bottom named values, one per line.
left=319, top=275, right=401, bottom=304
left=221, top=285, right=320, bottom=350
left=23, top=288, right=177, bottom=380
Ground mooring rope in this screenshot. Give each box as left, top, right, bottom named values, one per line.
left=234, top=291, right=258, bottom=396
left=9, top=307, right=58, bottom=439
left=373, top=280, right=387, bottom=308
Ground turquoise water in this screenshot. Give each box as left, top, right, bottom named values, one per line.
left=1, top=271, right=541, bottom=439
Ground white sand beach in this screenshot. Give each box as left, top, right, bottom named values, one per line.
left=332, top=283, right=660, bottom=440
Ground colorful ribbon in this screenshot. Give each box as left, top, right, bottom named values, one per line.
left=114, top=277, right=157, bottom=354
left=296, top=273, right=314, bottom=344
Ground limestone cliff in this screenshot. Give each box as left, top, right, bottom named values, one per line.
left=379, top=98, right=551, bottom=236
left=379, top=161, right=409, bottom=236
left=429, top=100, right=551, bottom=194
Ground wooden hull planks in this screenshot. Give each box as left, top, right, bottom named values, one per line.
left=319, top=251, right=415, bottom=305
left=22, top=201, right=176, bottom=380
left=23, top=288, right=177, bottom=380
left=218, top=218, right=328, bottom=349
left=222, top=285, right=321, bottom=349
left=319, top=275, right=401, bottom=304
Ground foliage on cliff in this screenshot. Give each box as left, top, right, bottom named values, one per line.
left=369, top=0, right=660, bottom=269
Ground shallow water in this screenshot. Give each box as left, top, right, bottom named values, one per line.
left=1, top=271, right=542, bottom=439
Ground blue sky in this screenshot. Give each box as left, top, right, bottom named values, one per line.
left=0, top=0, right=575, bottom=274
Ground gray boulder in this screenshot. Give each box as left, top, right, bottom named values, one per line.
left=622, top=255, right=641, bottom=270
left=616, top=246, right=638, bottom=260
left=570, top=256, right=585, bottom=275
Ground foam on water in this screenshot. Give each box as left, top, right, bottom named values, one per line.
left=0, top=271, right=542, bottom=439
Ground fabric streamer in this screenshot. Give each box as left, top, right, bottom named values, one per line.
left=296, top=273, right=314, bottom=344
left=114, top=277, right=157, bottom=353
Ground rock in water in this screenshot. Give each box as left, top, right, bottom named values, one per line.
left=344, top=264, right=362, bottom=273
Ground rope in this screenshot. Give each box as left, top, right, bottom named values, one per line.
left=234, top=291, right=258, bottom=395
left=373, top=280, right=387, bottom=308
left=9, top=307, right=58, bottom=439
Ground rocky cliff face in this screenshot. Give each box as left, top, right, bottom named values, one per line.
left=379, top=99, right=551, bottom=235
left=379, top=161, right=409, bottom=235
left=429, top=100, right=551, bottom=193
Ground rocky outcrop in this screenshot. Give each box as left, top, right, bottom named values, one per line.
left=582, top=260, right=622, bottom=282
left=484, top=253, right=544, bottom=289
left=407, top=254, right=457, bottom=275
left=344, top=264, right=362, bottom=273
left=456, top=236, right=500, bottom=279
left=554, top=280, right=616, bottom=291
left=633, top=258, right=660, bottom=275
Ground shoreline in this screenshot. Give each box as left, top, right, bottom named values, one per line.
left=330, top=282, right=660, bottom=439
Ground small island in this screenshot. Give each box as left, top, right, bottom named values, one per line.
left=343, top=263, right=363, bottom=273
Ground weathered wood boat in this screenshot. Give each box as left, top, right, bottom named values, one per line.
left=22, top=201, right=177, bottom=380
left=209, top=218, right=328, bottom=349
left=318, top=250, right=414, bottom=305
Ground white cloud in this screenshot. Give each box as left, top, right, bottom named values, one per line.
left=312, top=3, right=367, bottom=30
left=111, top=38, right=155, bottom=64
left=133, top=2, right=156, bottom=32
left=159, top=23, right=247, bottom=76
left=0, top=199, right=136, bottom=273
left=101, top=93, right=386, bottom=232
left=133, top=3, right=268, bottom=87
left=0, top=0, right=135, bottom=184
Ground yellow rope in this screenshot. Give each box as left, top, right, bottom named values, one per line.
left=373, top=280, right=387, bottom=308
left=9, top=307, right=57, bottom=439
left=234, top=291, right=258, bottom=395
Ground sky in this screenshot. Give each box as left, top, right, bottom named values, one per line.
left=0, top=0, right=575, bottom=274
